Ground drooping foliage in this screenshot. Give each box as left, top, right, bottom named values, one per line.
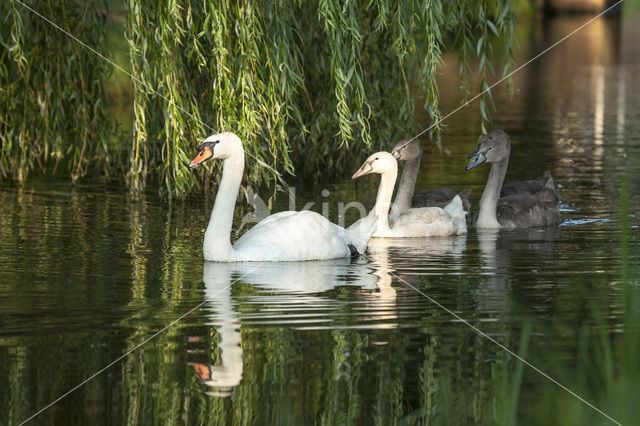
left=0, top=0, right=117, bottom=183
left=1, top=0, right=518, bottom=198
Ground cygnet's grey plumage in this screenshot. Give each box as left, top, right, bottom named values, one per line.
left=466, top=130, right=562, bottom=229
left=412, top=188, right=472, bottom=212
left=501, top=170, right=558, bottom=200
left=391, top=139, right=472, bottom=214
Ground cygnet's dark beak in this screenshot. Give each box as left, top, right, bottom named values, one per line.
left=465, top=152, right=487, bottom=171
left=467, top=145, right=481, bottom=159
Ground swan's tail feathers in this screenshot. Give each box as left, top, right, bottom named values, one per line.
left=542, top=170, right=557, bottom=193
left=443, top=195, right=468, bottom=234
left=456, top=189, right=472, bottom=213
left=345, top=212, right=378, bottom=254
left=443, top=195, right=463, bottom=215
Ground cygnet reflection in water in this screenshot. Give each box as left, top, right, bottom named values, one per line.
left=475, top=228, right=560, bottom=314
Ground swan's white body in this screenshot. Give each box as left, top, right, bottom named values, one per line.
left=217, top=209, right=376, bottom=262
left=352, top=152, right=467, bottom=238
left=382, top=197, right=466, bottom=237
left=192, top=132, right=376, bottom=262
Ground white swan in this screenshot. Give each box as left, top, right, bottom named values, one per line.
left=465, top=130, right=561, bottom=229
left=188, top=132, right=377, bottom=261
left=352, top=151, right=467, bottom=238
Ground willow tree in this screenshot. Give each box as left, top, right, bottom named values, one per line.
left=1, top=0, right=518, bottom=198
left=125, top=0, right=517, bottom=197
left=0, top=0, right=117, bottom=183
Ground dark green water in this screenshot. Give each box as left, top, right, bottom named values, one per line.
left=2, top=14, right=640, bottom=426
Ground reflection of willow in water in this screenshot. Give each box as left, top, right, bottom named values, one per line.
left=471, top=229, right=559, bottom=424
left=396, top=230, right=563, bottom=424
left=118, top=192, right=214, bottom=425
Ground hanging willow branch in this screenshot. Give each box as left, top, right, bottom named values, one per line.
left=1, top=0, right=518, bottom=198
left=0, top=0, right=117, bottom=182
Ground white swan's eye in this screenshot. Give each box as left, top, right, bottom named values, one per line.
left=375, top=157, right=379, bottom=160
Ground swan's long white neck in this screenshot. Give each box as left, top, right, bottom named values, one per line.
left=477, top=157, right=508, bottom=228
left=393, top=157, right=419, bottom=214
left=372, top=164, right=398, bottom=232
left=203, top=152, right=244, bottom=260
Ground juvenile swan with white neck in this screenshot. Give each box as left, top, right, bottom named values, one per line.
left=352, top=152, right=466, bottom=238
left=189, top=132, right=377, bottom=261
left=465, top=130, right=561, bottom=229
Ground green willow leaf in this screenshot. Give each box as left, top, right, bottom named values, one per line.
left=1, top=0, right=519, bottom=198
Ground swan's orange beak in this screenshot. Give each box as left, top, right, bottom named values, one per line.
left=352, top=162, right=372, bottom=180
left=188, top=146, right=213, bottom=169
left=189, top=362, right=212, bottom=381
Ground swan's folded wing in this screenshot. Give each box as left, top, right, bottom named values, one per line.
left=412, top=189, right=471, bottom=214
left=500, top=172, right=559, bottom=199
left=244, top=210, right=299, bottom=230
left=387, top=200, right=467, bottom=237
left=443, top=195, right=468, bottom=234
left=387, top=207, right=450, bottom=237
left=232, top=211, right=351, bottom=261
left=412, top=188, right=456, bottom=208
left=390, top=207, right=447, bottom=227
left=497, top=195, right=562, bottom=228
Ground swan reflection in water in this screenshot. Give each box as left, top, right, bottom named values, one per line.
left=475, top=228, right=560, bottom=313
left=189, top=234, right=473, bottom=396
left=189, top=240, right=403, bottom=396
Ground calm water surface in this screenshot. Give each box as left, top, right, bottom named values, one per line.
left=2, top=14, right=640, bottom=426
